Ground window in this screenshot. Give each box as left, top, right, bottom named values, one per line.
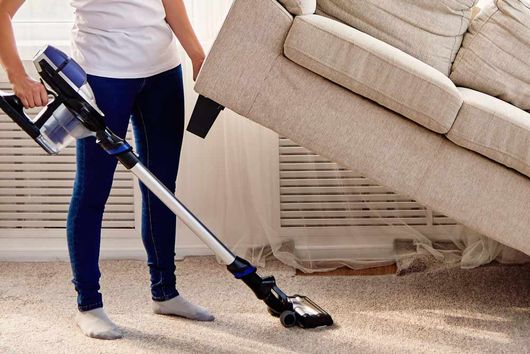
left=12, top=0, right=74, bottom=59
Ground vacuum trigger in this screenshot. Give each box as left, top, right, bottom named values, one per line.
left=40, top=79, right=57, bottom=101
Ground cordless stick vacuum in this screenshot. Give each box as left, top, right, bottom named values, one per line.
left=0, top=46, right=333, bottom=329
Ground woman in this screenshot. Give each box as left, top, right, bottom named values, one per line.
left=0, top=0, right=212, bottom=340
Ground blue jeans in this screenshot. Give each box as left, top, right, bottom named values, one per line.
left=67, top=66, right=184, bottom=311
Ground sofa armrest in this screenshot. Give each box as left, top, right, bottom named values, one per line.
left=194, top=0, right=293, bottom=116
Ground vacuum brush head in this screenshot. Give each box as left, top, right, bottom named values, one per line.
left=280, top=295, right=334, bottom=328
left=228, top=256, right=333, bottom=329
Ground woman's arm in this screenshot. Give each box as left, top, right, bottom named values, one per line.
left=162, top=0, right=205, bottom=80
left=0, top=0, right=47, bottom=108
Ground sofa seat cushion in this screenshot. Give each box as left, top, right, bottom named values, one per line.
left=450, top=0, right=530, bottom=112
left=447, top=88, right=530, bottom=178
left=316, top=0, right=476, bottom=76
left=284, top=15, right=463, bottom=134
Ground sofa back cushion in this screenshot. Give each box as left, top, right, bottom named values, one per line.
left=278, top=0, right=316, bottom=15
left=450, top=0, right=530, bottom=111
left=316, top=0, right=476, bottom=75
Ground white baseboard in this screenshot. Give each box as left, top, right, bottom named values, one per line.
left=0, top=225, right=472, bottom=262
left=0, top=236, right=212, bottom=262
left=175, top=246, right=213, bottom=260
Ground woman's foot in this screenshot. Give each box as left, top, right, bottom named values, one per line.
left=153, top=295, right=215, bottom=321
left=75, top=307, right=123, bottom=340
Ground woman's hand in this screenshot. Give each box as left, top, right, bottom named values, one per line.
left=1, top=0, right=43, bottom=108
left=192, top=54, right=205, bottom=81
left=10, top=72, right=48, bottom=108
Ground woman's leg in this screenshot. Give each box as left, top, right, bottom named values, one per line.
left=67, top=75, right=143, bottom=338
left=131, top=66, right=213, bottom=321
left=131, top=67, right=183, bottom=301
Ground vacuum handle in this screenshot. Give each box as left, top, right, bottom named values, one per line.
left=0, top=91, right=41, bottom=139
left=33, top=91, right=62, bottom=129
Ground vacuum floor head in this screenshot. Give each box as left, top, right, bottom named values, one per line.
left=288, top=295, right=333, bottom=328
left=228, top=257, right=333, bottom=328
left=270, top=295, right=333, bottom=328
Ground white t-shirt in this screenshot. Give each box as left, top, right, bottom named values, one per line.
left=70, top=0, right=180, bottom=79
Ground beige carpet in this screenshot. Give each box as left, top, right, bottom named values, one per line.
left=0, top=257, right=529, bottom=354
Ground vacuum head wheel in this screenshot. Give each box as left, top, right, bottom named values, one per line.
left=280, top=311, right=297, bottom=328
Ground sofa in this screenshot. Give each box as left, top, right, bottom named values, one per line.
left=187, top=0, right=530, bottom=257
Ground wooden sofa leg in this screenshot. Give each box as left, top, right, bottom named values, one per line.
left=186, top=95, right=225, bottom=139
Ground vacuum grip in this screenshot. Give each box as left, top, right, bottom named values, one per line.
left=0, top=91, right=41, bottom=139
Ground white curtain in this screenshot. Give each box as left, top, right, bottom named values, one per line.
left=176, top=1, right=281, bottom=263
left=10, top=0, right=530, bottom=271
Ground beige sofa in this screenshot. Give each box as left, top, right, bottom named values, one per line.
left=187, top=0, right=530, bottom=257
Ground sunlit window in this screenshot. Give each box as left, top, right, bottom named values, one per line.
left=12, top=0, right=74, bottom=59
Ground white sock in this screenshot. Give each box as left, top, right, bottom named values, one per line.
left=153, top=295, right=215, bottom=321
left=75, top=308, right=123, bottom=340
